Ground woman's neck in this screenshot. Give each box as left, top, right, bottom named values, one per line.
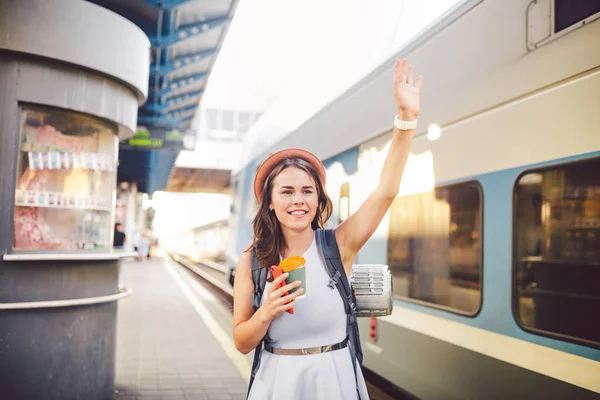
left=281, top=226, right=314, bottom=258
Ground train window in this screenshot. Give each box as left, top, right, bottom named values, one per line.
left=339, top=182, right=350, bottom=223
left=514, top=158, right=600, bottom=346
left=387, top=181, right=482, bottom=315
left=527, top=0, right=600, bottom=50
left=554, top=0, right=600, bottom=34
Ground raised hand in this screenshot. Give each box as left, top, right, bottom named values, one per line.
left=393, top=58, right=423, bottom=121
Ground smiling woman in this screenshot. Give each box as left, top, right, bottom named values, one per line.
left=232, top=59, right=423, bottom=400
left=250, top=150, right=332, bottom=269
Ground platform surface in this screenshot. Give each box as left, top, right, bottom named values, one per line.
left=114, top=256, right=248, bottom=400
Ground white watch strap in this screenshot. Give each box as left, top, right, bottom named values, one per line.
left=394, top=115, right=418, bottom=130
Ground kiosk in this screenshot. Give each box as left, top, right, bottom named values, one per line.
left=0, top=1, right=149, bottom=398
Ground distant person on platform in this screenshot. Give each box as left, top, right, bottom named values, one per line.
left=113, top=223, right=126, bottom=249
left=137, top=231, right=151, bottom=260
left=133, top=231, right=141, bottom=254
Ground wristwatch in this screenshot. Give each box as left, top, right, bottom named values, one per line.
left=394, top=115, right=418, bottom=130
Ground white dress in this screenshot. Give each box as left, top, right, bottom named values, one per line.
left=248, top=232, right=370, bottom=400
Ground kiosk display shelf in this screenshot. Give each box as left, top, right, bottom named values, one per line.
left=13, top=106, right=118, bottom=251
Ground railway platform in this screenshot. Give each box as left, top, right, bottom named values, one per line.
left=113, top=252, right=399, bottom=400
left=114, top=255, right=249, bottom=400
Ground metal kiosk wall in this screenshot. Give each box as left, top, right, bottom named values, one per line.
left=0, top=1, right=149, bottom=399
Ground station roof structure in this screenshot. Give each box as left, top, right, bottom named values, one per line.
left=87, top=0, right=239, bottom=194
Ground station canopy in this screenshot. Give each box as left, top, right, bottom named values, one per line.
left=87, top=0, right=239, bottom=194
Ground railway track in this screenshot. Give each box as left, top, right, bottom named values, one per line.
left=169, top=253, right=234, bottom=313
left=170, top=254, right=412, bottom=400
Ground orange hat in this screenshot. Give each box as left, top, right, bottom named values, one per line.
left=253, top=148, right=326, bottom=201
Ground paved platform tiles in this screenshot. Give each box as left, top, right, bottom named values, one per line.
left=114, top=257, right=248, bottom=400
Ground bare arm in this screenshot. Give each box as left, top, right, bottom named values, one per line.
left=232, top=251, right=302, bottom=354
left=232, top=252, right=270, bottom=354
left=335, top=59, right=423, bottom=271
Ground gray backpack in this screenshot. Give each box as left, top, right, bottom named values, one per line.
left=248, top=228, right=363, bottom=399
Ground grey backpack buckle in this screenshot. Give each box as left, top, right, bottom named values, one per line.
left=327, top=270, right=342, bottom=289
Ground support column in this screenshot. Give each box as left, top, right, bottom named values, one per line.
left=0, top=1, right=149, bottom=399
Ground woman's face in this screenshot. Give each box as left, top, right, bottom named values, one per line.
left=270, top=166, right=319, bottom=231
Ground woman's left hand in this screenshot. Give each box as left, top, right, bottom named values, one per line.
left=393, top=58, right=423, bottom=121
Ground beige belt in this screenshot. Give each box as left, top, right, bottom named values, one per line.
left=264, top=337, right=348, bottom=356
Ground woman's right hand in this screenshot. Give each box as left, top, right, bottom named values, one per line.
left=259, top=272, right=303, bottom=322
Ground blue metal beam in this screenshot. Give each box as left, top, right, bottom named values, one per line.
left=167, top=104, right=197, bottom=118
left=150, top=16, right=230, bottom=47
left=173, top=114, right=196, bottom=123
left=150, top=73, right=208, bottom=96
left=174, top=114, right=196, bottom=125
left=144, top=0, right=195, bottom=9
left=164, top=90, right=204, bottom=107
left=142, top=91, right=202, bottom=114
left=163, top=8, right=176, bottom=34
left=142, top=90, right=203, bottom=114
left=164, top=107, right=196, bottom=121
left=149, top=50, right=216, bottom=76
left=157, top=72, right=208, bottom=95
left=178, top=115, right=194, bottom=126
left=142, top=103, right=170, bottom=114
left=158, top=9, right=176, bottom=66
left=137, top=115, right=181, bottom=128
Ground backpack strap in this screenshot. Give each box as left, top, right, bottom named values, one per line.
left=316, top=229, right=363, bottom=400
left=248, top=248, right=269, bottom=399
left=251, top=248, right=268, bottom=311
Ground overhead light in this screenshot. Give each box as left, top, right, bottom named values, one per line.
left=427, top=124, right=442, bottom=141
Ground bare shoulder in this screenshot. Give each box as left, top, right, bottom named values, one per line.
left=235, top=250, right=253, bottom=280
left=240, top=250, right=252, bottom=264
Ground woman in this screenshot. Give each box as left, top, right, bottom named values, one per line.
left=233, top=59, right=423, bottom=399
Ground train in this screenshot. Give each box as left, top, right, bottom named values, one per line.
left=168, top=218, right=229, bottom=261
left=225, top=0, right=600, bottom=398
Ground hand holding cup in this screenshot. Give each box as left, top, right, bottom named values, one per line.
left=279, top=256, right=306, bottom=298
left=260, top=270, right=303, bottom=322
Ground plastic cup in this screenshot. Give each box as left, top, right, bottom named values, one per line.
left=279, top=256, right=306, bottom=298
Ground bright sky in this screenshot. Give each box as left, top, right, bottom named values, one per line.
left=196, top=0, right=462, bottom=173
left=202, top=0, right=461, bottom=112
left=154, top=0, right=462, bottom=240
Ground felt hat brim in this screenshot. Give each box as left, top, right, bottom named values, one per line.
left=253, top=148, right=326, bottom=201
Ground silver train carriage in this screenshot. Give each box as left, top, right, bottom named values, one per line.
left=227, top=0, right=600, bottom=398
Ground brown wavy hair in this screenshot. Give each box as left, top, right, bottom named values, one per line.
left=249, top=157, right=333, bottom=269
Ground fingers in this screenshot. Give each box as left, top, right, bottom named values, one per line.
left=395, top=59, right=421, bottom=87
left=280, top=300, right=295, bottom=312
left=394, top=59, right=401, bottom=81
left=273, top=280, right=301, bottom=298
left=272, top=289, right=303, bottom=308
left=268, top=272, right=289, bottom=293
left=416, top=75, right=423, bottom=90
left=283, top=289, right=304, bottom=303
left=394, top=59, right=405, bottom=82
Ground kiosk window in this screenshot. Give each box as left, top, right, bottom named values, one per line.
left=13, top=107, right=117, bottom=251
left=515, top=158, right=600, bottom=346
left=387, top=182, right=482, bottom=315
